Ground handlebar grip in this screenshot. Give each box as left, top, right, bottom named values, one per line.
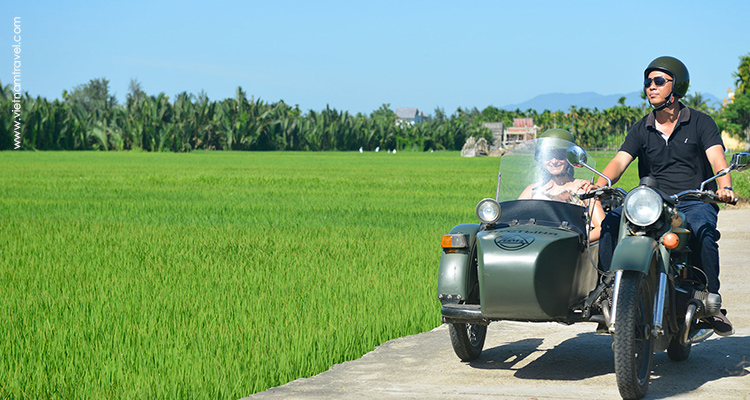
left=578, top=191, right=597, bottom=200
left=705, top=192, right=738, bottom=205
left=675, top=190, right=739, bottom=205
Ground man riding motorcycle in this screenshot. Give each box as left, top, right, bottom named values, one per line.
left=591, top=56, right=735, bottom=336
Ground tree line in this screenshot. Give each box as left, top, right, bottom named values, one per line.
left=1, top=53, right=748, bottom=152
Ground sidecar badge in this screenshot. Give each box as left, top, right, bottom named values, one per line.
left=494, top=233, right=535, bottom=251
left=441, top=234, right=468, bottom=249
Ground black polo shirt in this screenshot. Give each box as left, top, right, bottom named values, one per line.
left=619, top=103, right=724, bottom=195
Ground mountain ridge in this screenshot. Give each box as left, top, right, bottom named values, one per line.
left=500, top=91, right=722, bottom=112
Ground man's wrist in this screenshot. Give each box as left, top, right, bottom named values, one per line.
left=723, top=186, right=733, bottom=191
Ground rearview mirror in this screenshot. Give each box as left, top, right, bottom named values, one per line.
left=566, top=145, right=613, bottom=187
left=566, top=145, right=588, bottom=168
left=730, top=152, right=750, bottom=172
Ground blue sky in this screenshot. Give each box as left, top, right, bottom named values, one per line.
left=4, top=1, right=750, bottom=115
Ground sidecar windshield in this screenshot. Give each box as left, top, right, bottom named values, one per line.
left=496, top=138, right=598, bottom=203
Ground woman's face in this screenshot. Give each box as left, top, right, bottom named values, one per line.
left=543, top=148, right=568, bottom=176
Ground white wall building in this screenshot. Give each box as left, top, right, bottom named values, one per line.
left=395, top=107, right=429, bottom=126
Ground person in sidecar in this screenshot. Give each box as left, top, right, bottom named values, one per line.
left=519, top=129, right=605, bottom=242
left=591, top=56, right=735, bottom=336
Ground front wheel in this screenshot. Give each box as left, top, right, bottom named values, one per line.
left=614, top=271, right=655, bottom=400
left=448, top=322, right=487, bottom=361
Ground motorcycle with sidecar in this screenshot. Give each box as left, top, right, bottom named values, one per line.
left=437, top=138, right=750, bottom=399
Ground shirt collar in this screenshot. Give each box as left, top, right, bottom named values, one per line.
left=645, top=101, right=690, bottom=129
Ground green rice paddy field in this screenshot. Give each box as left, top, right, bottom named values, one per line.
left=2, top=150, right=742, bottom=399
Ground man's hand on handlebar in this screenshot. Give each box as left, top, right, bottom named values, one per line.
left=575, top=180, right=593, bottom=193
left=716, top=187, right=736, bottom=204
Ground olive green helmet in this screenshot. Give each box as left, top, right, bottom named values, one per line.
left=539, top=128, right=575, bottom=144
left=644, top=56, right=690, bottom=97
left=535, top=129, right=575, bottom=160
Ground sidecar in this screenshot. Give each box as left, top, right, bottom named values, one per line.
left=439, top=199, right=598, bottom=321
left=437, top=138, right=601, bottom=360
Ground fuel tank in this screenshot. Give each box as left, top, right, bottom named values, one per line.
left=477, top=200, right=598, bottom=321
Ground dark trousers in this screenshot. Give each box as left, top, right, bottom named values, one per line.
left=598, top=200, right=721, bottom=293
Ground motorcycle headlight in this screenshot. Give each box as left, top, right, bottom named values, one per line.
left=476, top=198, right=501, bottom=224
left=623, top=186, right=663, bottom=227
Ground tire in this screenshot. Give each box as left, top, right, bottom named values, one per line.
left=614, top=271, right=655, bottom=400
left=667, top=335, right=692, bottom=361
left=448, top=322, right=487, bottom=361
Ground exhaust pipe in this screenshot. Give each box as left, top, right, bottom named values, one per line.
left=681, top=302, right=714, bottom=345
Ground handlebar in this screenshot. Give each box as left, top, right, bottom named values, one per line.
left=581, top=187, right=737, bottom=206
left=578, top=191, right=598, bottom=201
left=671, top=189, right=738, bottom=206
left=578, top=186, right=627, bottom=201
left=576, top=186, right=628, bottom=213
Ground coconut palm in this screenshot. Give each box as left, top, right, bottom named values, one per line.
left=734, top=53, right=750, bottom=95
left=683, top=92, right=714, bottom=114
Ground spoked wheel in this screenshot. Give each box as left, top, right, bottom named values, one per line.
left=448, top=322, right=487, bottom=361
left=614, top=271, right=655, bottom=400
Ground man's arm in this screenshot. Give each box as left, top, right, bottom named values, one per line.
left=705, top=144, right=735, bottom=202
left=594, top=151, right=634, bottom=187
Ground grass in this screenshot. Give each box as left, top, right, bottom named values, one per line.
left=0, top=150, right=744, bottom=399
left=0, top=151, right=502, bottom=399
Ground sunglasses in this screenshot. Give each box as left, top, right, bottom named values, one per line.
left=644, top=76, right=673, bottom=87
left=543, top=149, right=567, bottom=161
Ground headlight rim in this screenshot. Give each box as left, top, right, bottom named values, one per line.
left=623, top=186, right=663, bottom=227
left=476, top=198, right=502, bottom=224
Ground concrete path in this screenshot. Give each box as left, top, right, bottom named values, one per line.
left=246, top=208, right=750, bottom=400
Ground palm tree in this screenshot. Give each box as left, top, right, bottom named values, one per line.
left=734, top=53, right=750, bottom=95
left=683, top=92, right=713, bottom=114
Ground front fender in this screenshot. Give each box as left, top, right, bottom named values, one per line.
left=437, top=223, right=480, bottom=303
left=610, top=235, right=661, bottom=275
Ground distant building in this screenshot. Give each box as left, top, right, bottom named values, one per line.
left=396, top=107, right=429, bottom=126
left=482, top=122, right=504, bottom=149
left=502, top=118, right=538, bottom=148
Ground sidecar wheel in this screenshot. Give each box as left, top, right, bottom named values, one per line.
left=614, top=271, right=654, bottom=400
left=667, top=336, right=691, bottom=361
left=448, top=322, right=487, bottom=361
